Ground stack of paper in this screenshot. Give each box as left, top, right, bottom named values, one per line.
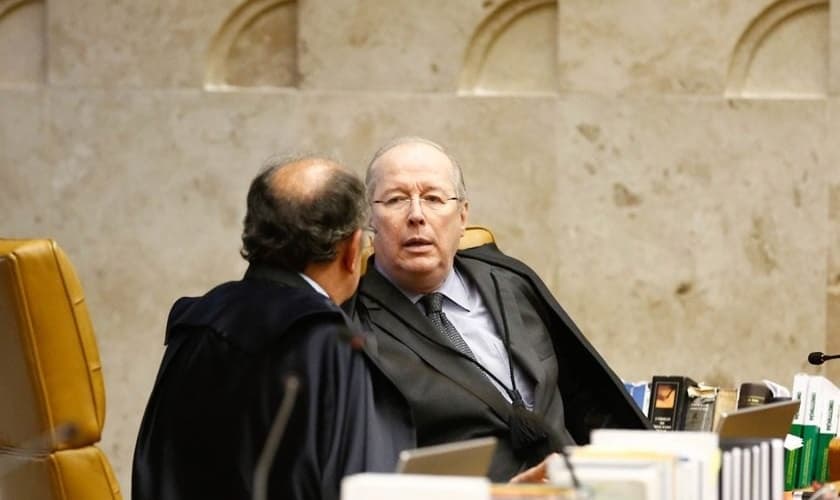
left=587, top=429, right=719, bottom=500
left=340, top=473, right=489, bottom=500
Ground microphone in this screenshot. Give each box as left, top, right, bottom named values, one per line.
left=808, top=351, right=840, bottom=365
left=252, top=375, right=300, bottom=500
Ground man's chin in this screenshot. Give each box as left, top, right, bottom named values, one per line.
left=398, top=255, right=439, bottom=273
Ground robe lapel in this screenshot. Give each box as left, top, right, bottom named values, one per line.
left=456, top=256, right=550, bottom=412
left=359, top=265, right=512, bottom=419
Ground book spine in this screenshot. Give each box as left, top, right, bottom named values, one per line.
left=771, top=439, right=784, bottom=500
left=683, top=396, right=717, bottom=431
left=649, top=376, right=694, bottom=431
left=796, top=376, right=824, bottom=488
left=784, top=423, right=804, bottom=490
left=784, top=373, right=810, bottom=490
left=737, top=382, right=772, bottom=409
left=812, top=383, right=839, bottom=482
left=713, top=388, right=738, bottom=432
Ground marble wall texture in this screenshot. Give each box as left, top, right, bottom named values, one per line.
left=1, top=0, right=839, bottom=493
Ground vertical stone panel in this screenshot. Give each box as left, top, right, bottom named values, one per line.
left=827, top=98, right=840, bottom=383
left=0, top=89, right=48, bottom=227
left=460, top=0, right=557, bottom=94
left=48, top=0, right=235, bottom=87
left=0, top=0, right=45, bottom=85
left=297, top=0, right=483, bottom=91
left=727, top=0, right=829, bottom=98
left=557, top=0, right=771, bottom=95
left=554, top=96, right=828, bottom=385
left=832, top=0, right=840, bottom=94
left=206, top=0, right=298, bottom=89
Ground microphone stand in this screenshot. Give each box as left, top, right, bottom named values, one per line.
left=253, top=375, right=300, bottom=500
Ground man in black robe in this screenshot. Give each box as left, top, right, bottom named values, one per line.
left=348, top=137, right=649, bottom=483
left=133, top=157, right=413, bottom=500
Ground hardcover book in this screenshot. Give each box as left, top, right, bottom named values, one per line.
left=648, top=376, right=697, bottom=431
left=813, top=379, right=839, bottom=482
left=624, top=381, right=651, bottom=417
left=720, top=438, right=783, bottom=500
left=684, top=384, right=719, bottom=432
left=797, top=375, right=828, bottom=488
left=737, top=382, right=773, bottom=409
left=784, top=373, right=810, bottom=490
left=713, top=388, right=739, bottom=432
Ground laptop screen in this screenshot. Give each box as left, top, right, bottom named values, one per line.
left=716, top=400, right=800, bottom=439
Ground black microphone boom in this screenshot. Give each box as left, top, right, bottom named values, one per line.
left=807, top=351, right=840, bottom=365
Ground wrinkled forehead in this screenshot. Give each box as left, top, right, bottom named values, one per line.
left=371, top=144, right=457, bottom=194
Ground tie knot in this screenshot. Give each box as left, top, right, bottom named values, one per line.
left=420, top=292, right=445, bottom=315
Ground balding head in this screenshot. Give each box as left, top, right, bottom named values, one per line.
left=269, top=157, right=342, bottom=202
left=240, top=156, right=367, bottom=271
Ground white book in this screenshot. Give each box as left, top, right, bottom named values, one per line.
left=731, top=447, right=742, bottom=500
left=721, top=450, right=733, bottom=500
left=798, top=375, right=829, bottom=486
left=759, top=441, right=770, bottom=500
left=590, top=429, right=717, bottom=500
left=750, top=444, right=760, bottom=500
left=790, top=373, right=811, bottom=426
left=770, top=438, right=784, bottom=500
left=822, top=384, right=840, bottom=436
left=741, top=447, right=751, bottom=500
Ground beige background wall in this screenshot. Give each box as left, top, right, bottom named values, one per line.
left=1, top=0, right=839, bottom=494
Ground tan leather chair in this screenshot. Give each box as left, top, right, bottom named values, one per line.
left=0, top=239, right=122, bottom=500
left=360, top=225, right=496, bottom=274
left=829, top=436, right=840, bottom=481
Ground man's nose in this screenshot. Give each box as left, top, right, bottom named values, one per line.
left=407, top=198, right=426, bottom=224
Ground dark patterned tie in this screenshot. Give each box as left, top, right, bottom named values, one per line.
left=420, top=293, right=474, bottom=358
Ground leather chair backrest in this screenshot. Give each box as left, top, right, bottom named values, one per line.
left=360, top=225, right=496, bottom=275
left=0, top=239, right=122, bottom=500
left=829, top=436, right=840, bottom=481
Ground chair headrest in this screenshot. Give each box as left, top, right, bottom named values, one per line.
left=0, top=239, right=106, bottom=451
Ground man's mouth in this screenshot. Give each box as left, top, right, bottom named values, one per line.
left=403, top=237, right=433, bottom=248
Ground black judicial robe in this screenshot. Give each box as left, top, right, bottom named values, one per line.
left=349, top=242, right=649, bottom=481
left=132, top=266, right=413, bottom=500
left=457, top=243, right=651, bottom=439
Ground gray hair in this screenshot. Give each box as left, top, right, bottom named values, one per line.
left=364, top=136, right=467, bottom=202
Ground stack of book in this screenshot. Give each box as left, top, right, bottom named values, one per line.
left=548, top=429, right=720, bottom=500
left=719, top=437, right=785, bottom=500
left=635, top=376, right=793, bottom=432
left=784, top=374, right=840, bottom=490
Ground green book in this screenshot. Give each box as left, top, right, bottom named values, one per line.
left=784, top=373, right=809, bottom=490
left=796, top=375, right=826, bottom=488
left=813, top=382, right=839, bottom=482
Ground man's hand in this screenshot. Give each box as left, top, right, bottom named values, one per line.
left=508, top=453, right=559, bottom=483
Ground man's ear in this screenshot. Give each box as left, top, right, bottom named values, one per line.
left=459, top=200, right=469, bottom=236
left=342, top=228, right=363, bottom=273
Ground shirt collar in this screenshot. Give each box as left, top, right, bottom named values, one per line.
left=298, top=273, right=329, bottom=299
left=374, top=259, right=471, bottom=311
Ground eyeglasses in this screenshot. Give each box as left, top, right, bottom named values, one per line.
left=372, top=194, right=461, bottom=213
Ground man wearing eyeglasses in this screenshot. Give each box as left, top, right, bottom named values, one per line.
left=347, top=137, right=650, bottom=482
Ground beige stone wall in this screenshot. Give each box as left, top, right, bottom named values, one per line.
left=2, top=0, right=839, bottom=493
